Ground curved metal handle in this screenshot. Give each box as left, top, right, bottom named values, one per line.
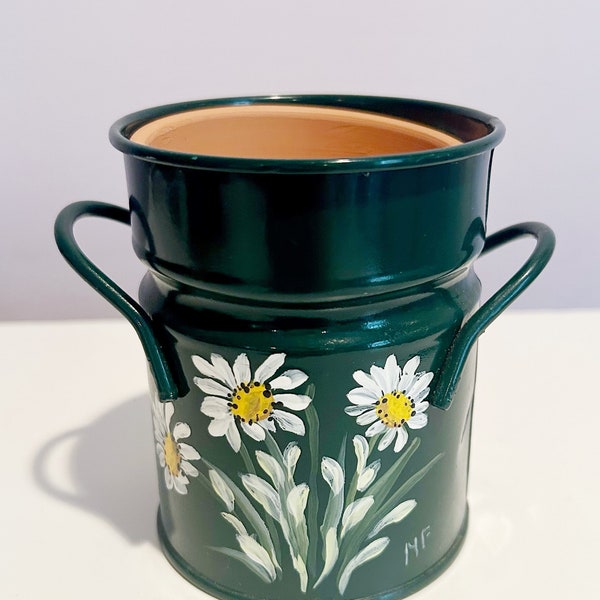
left=430, top=221, right=555, bottom=410
left=54, top=201, right=180, bottom=401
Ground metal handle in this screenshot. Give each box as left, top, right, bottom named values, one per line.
left=54, top=201, right=180, bottom=401
left=430, top=221, right=555, bottom=410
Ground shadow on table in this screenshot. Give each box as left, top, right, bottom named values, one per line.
left=32, top=394, right=159, bottom=547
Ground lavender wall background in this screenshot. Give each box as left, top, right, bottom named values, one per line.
left=2, top=0, right=598, bottom=320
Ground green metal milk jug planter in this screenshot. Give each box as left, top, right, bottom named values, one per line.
left=55, top=95, right=555, bottom=600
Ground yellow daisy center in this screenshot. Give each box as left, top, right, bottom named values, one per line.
left=376, top=391, right=415, bottom=428
left=228, top=381, right=274, bottom=425
left=163, top=434, right=181, bottom=476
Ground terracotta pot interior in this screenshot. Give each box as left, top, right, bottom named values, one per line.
left=130, top=104, right=462, bottom=159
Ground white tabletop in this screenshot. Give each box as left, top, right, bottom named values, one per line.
left=2, top=310, right=599, bottom=599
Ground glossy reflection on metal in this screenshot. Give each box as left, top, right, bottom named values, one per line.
left=56, top=95, right=554, bottom=600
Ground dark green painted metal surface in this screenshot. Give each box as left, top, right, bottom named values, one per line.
left=54, top=95, right=555, bottom=599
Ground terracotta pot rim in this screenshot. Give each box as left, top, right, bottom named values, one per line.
left=109, top=94, right=505, bottom=174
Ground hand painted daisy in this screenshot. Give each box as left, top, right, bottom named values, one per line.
left=193, top=352, right=311, bottom=452
left=345, top=355, right=432, bottom=453
left=152, top=396, right=201, bottom=494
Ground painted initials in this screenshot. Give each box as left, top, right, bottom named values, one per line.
left=404, top=525, right=431, bottom=565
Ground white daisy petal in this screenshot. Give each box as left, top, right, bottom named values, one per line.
left=403, top=355, right=420, bottom=377
left=225, top=420, right=241, bottom=452
left=407, top=413, right=428, bottom=430
left=393, top=427, right=409, bottom=453
left=352, top=370, right=382, bottom=395
left=414, top=387, right=431, bottom=402
left=321, top=457, right=344, bottom=495
left=255, top=353, right=286, bottom=383
left=210, top=353, right=237, bottom=389
left=221, top=512, right=248, bottom=536
left=269, top=369, right=308, bottom=390
left=341, top=496, right=375, bottom=539
left=201, top=397, right=231, bottom=418
left=357, top=460, right=381, bottom=492
left=384, top=354, right=401, bottom=391
left=208, top=416, right=233, bottom=437
left=172, top=474, right=188, bottom=495
left=272, top=410, right=305, bottom=435
left=164, top=402, right=175, bottom=428
left=156, top=443, right=166, bottom=467
left=352, top=435, right=369, bottom=474
left=180, top=460, right=199, bottom=478
left=152, top=399, right=166, bottom=432
left=153, top=419, right=167, bottom=441
left=356, top=409, right=379, bottom=426
left=164, top=468, right=174, bottom=490
left=241, top=421, right=267, bottom=441
left=273, top=393, right=312, bottom=411
left=347, top=388, right=379, bottom=405
left=172, top=421, right=191, bottom=440
left=369, top=365, right=389, bottom=393
left=338, top=537, right=390, bottom=595
left=191, top=354, right=223, bottom=380
left=194, top=377, right=232, bottom=397
left=258, top=418, right=276, bottom=432
left=154, top=430, right=165, bottom=449
left=178, top=442, right=201, bottom=461
left=377, top=427, right=396, bottom=451
left=232, top=353, right=252, bottom=386
left=153, top=426, right=164, bottom=445
left=344, top=404, right=374, bottom=416
left=399, top=376, right=415, bottom=394
left=399, top=356, right=420, bottom=391
left=365, top=420, right=386, bottom=437
left=415, top=400, right=429, bottom=413
left=408, top=371, right=434, bottom=398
